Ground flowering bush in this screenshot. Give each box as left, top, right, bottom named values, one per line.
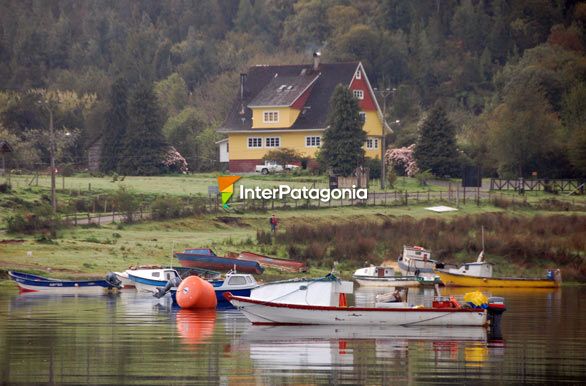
left=162, top=146, right=189, bottom=174
left=385, top=144, right=419, bottom=177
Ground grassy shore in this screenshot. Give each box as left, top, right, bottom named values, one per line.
left=1, top=202, right=585, bottom=284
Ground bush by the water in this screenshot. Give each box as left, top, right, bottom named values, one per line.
left=275, top=213, right=586, bottom=281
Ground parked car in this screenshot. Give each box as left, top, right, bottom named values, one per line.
left=255, top=161, right=299, bottom=175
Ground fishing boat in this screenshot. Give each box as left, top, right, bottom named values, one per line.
left=434, top=228, right=562, bottom=288
left=127, top=268, right=181, bottom=293
left=209, top=271, right=259, bottom=304
left=435, top=260, right=562, bottom=288
left=225, top=292, right=492, bottom=326
left=8, top=271, right=120, bottom=293
left=236, top=251, right=307, bottom=272
left=397, top=245, right=440, bottom=277
left=175, top=248, right=264, bottom=274
left=353, top=266, right=440, bottom=287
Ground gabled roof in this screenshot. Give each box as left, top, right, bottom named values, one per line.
left=218, top=62, right=359, bottom=132
left=248, top=73, right=320, bottom=107
left=0, top=140, right=14, bottom=153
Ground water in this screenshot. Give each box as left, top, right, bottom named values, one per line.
left=1, top=286, right=585, bottom=384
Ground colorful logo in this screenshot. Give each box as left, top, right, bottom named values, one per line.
left=218, top=176, right=241, bottom=209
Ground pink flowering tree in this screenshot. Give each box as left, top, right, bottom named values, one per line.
left=385, top=144, right=419, bottom=177
left=161, top=146, right=189, bottom=174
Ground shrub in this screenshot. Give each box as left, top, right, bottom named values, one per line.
left=151, top=196, right=182, bottom=220
left=6, top=203, right=58, bottom=233
left=256, top=229, right=272, bottom=244
left=0, top=182, right=11, bottom=193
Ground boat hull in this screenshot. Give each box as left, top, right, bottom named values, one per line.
left=127, top=274, right=169, bottom=293
left=354, top=277, right=421, bottom=287
left=226, top=294, right=487, bottom=326
left=176, top=253, right=264, bottom=274
left=8, top=271, right=112, bottom=293
left=237, top=251, right=306, bottom=272
left=435, top=270, right=559, bottom=288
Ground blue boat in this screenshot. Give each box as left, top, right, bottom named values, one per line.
left=127, top=268, right=181, bottom=293
left=169, top=271, right=259, bottom=308
left=176, top=248, right=264, bottom=274
left=8, top=271, right=118, bottom=293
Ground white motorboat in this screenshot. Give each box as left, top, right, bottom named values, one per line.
left=226, top=292, right=488, bottom=326
left=127, top=268, right=181, bottom=293
left=353, top=266, right=421, bottom=287
left=397, top=245, right=439, bottom=277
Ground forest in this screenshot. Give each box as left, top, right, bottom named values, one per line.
left=0, top=0, right=585, bottom=178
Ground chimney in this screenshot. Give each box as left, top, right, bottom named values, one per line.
left=239, top=73, right=247, bottom=115
left=313, top=51, right=321, bottom=71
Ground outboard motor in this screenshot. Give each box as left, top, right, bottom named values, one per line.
left=153, top=276, right=182, bottom=299
left=105, top=272, right=123, bottom=289
left=487, top=296, right=506, bottom=338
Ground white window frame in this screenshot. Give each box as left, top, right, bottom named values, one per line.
left=263, top=111, right=279, bottom=123
left=248, top=137, right=263, bottom=148
left=305, top=136, right=321, bottom=147
left=356, top=69, right=361, bottom=79
left=353, top=89, right=364, bottom=100
left=265, top=137, right=281, bottom=148
left=366, top=137, right=379, bottom=150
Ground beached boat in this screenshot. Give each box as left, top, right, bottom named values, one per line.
left=8, top=271, right=120, bottom=293
left=175, top=248, right=264, bottom=274
left=128, top=268, right=181, bottom=293
left=397, top=245, right=440, bottom=277
left=235, top=251, right=307, bottom=272
left=353, top=266, right=441, bottom=287
left=225, top=292, right=489, bottom=326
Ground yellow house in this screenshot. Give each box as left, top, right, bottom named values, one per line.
left=217, top=55, right=390, bottom=172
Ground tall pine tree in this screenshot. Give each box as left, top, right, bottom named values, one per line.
left=414, top=106, right=461, bottom=177
left=100, top=78, right=128, bottom=173
left=118, top=82, right=167, bottom=175
left=320, top=85, right=366, bottom=176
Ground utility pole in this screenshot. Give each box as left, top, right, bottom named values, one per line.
left=375, top=87, right=392, bottom=189
left=47, top=105, right=57, bottom=214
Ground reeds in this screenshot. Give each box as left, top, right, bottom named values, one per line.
left=275, top=213, right=586, bottom=281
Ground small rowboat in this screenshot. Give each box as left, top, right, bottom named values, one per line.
left=236, top=251, right=306, bottom=273
left=175, top=248, right=264, bottom=275
left=8, top=271, right=118, bottom=293
left=225, top=292, right=489, bottom=327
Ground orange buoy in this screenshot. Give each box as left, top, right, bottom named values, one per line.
left=176, top=276, right=217, bottom=309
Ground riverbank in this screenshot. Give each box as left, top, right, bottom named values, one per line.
left=1, top=202, right=585, bottom=283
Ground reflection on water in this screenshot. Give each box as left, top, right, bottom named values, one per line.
left=0, top=286, right=585, bottom=384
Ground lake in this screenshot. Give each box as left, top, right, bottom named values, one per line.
left=1, top=285, right=585, bottom=384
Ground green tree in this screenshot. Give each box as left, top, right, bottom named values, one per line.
left=163, top=107, right=206, bottom=171
left=118, top=82, right=167, bottom=175
left=154, top=73, right=188, bottom=117
left=320, top=85, right=366, bottom=176
left=263, top=148, right=303, bottom=169
left=488, top=83, right=560, bottom=177
left=414, top=106, right=461, bottom=177
left=101, top=78, right=128, bottom=173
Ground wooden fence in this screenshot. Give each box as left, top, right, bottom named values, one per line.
left=490, top=178, right=584, bottom=193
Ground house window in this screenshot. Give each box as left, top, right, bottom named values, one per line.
left=353, top=89, right=364, bottom=100
left=265, top=137, right=280, bottom=148
left=248, top=137, right=262, bottom=148
left=356, top=69, right=361, bottom=79
left=359, top=112, right=366, bottom=122
left=305, top=136, right=321, bottom=147
left=366, top=137, right=378, bottom=149
left=263, top=111, right=279, bottom=123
